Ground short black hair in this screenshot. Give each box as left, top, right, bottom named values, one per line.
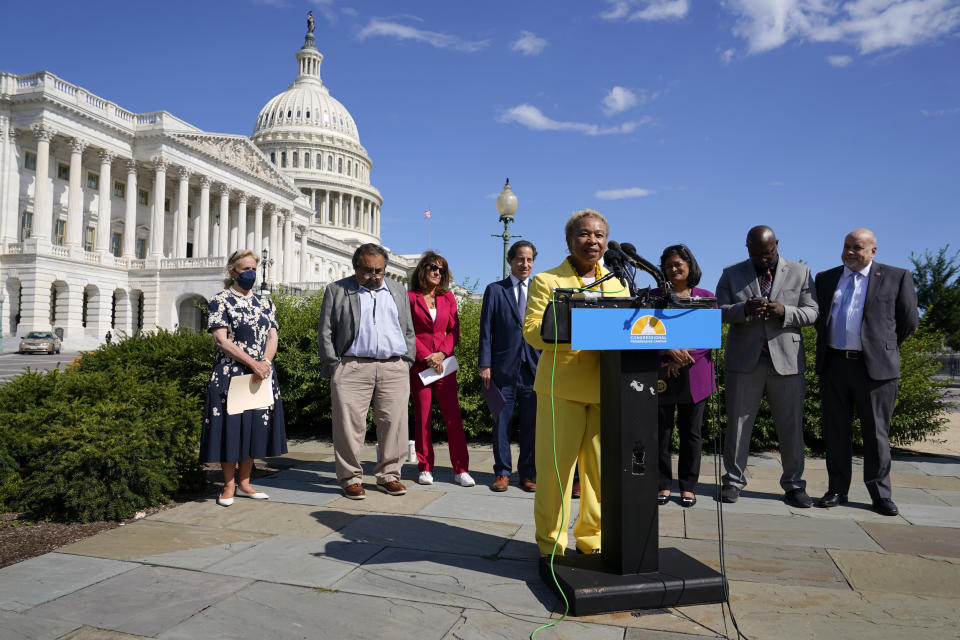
left=659, top=244, right=702, bottom=288
left=352, top=243, right=388, bottom=269
left=507, top=240, right=538, bottom=262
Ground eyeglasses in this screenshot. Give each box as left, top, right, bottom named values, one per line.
left=426, top=264, right=447, bottom=275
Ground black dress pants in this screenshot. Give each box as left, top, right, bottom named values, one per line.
left=658, top=400, right=706, bottom=493
left=821, top=350, right=898, bottom=501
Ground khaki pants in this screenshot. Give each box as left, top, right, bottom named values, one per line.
left=331, top=356, right=409, bottom=487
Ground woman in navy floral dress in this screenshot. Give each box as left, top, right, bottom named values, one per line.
left=200, top=250, right=287, bottom=506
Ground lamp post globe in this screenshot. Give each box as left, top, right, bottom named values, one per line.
left=492, top=178, right=521, bottom=279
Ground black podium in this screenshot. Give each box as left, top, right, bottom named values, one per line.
left=538, top=294, right=727, bottom=616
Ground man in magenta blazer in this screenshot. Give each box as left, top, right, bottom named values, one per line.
left=479, top=241, right=541, bottom=492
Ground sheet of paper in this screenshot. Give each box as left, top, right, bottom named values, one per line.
left=226, top=373, right=274, bottom=415
left=482, top=382, right=506, bottom=417
left=418, top=355, right=459, bottom=386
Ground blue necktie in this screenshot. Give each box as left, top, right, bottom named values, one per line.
left=832, top=274, right=857, bottom=348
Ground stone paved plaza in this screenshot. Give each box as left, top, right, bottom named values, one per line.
left=2, top=437, right=960, bottom=640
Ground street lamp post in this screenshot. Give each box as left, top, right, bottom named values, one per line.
left=260, top=248, right=275, bottom=293
left=0, top=291, right=5, bottom=352
left=491, top=178, right=520, bottom=279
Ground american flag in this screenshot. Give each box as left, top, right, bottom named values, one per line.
left=424, top=209, right=431, bottom=219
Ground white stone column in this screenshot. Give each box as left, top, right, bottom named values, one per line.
left=175, top=168, right=190, bottom=258
left=217, top=184, right=229, bottom=258
left=299, top=225, right=308, bottom=281
left=66, top=137, right=87, bottom=248
left=1, top=125, right=20, bottom=246
left=236, top=193, right=247, bottom=252
left=375, top=204, right=381, bottom=236
left=325, top=190, right=331, bottom=225
left=252, top=198, right=263, bottom=257
left=95, top=150, right=114, bottom=255
left=268, top=205, right=279, bottom=277
left=30, top=124, right=55, bottom=243
left=283, top=212, right=294, bottom=282
left=197, top=176, right=210, bottom=257
left=338, top=192, right=344, bottom=227
left=149, top=159, right=168, bottom=257
left=122, top=161, right=137, bottom=257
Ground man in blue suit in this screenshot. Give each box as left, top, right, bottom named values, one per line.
left=479, top=240, right=541, bottom=492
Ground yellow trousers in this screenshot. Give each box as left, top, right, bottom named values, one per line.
left=533, top=393, right=602, bottom=555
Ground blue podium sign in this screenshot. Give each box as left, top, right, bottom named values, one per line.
left=571, top=308, right=721, bottom=350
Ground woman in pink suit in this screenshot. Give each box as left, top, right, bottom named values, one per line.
left=408, top=251, right=474, bottom=487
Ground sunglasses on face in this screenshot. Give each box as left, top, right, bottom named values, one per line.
left=426, top=264, right=447, bottom=275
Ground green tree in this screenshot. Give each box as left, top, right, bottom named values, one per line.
left=910, top=245, right=960, bottom=350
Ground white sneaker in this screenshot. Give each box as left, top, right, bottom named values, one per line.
left=454, top=472, right=476, bottom=487
left=418, top=471, right=434, bottom=485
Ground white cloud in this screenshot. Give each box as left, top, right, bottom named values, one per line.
left=357, top=18, right=490, bottom=52
left=921, top=107, right=960, bottom=116
left=498, top=104, right=650, bottom=136
left=512, top=31, right=548, bottom=55
left=719, top=48, right=736, bottom=63
left=595, top=187, right=654, bottom=199
left=728, top=0, right=960, bottom=55
left=601, top=0, right=690, bottom=21
left=312, top=0, right=338, bottom=23
left=602, top=86, right=639, bottom=115
left=769, top=181, right=785, bottom=187
left=827, top=54, right=853, bottom=66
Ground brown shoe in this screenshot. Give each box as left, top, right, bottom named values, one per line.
left=571, top=480, right=581, bottom=500
left=491, top=475, right=509, bottom=492
left=343, top=483, right=366, bottom=500
left=519, top=477, right=537, bottom=493
left=377, top=480, right=407, bottom=496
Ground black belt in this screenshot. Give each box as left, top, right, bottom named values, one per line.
left=829, top=348, right=862, bottom=360
left=342, top=355, right=402, bottom=363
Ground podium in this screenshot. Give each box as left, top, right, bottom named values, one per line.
left=538, top=293, right=727, bottom=616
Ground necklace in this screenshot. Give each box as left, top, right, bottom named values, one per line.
left=568, top=257, right=602, bottom=291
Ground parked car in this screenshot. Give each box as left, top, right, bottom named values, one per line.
left=18, top=331, right=62, bottom=355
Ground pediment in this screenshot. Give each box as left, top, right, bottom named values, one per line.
left=171, top=133, right=297, bottom=195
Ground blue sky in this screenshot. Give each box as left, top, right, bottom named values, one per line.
left=2, top=1, right=958, bottom=290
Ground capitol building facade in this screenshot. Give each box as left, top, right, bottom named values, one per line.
left=0, top=22, right=415, bottom=350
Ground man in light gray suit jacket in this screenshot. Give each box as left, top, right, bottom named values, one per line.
left=717, top=226, right=819, bottom=507
left=318, top=244, right=416, bottom=500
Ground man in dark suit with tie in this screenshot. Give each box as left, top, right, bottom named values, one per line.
left=479, top=241, right=541, bottom=493
left=814, top=228, right=918, bottom=516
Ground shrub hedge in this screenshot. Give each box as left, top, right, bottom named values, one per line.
left=0, top=286, right=950, bottom=521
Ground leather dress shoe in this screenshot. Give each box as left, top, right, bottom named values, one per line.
left=571, top=480, right=581, bottom=500
left=680, top=495, right=697, bottom=508
left=377, top=480, right=407, bottom=496
left=784, top=488, right=813, bottom=508
left=519, top=477, right=537, bottom=493
left=657, top=494, right=670, bottom=506
left=491, top=475, right=509, bottom=492
left=873, top=498, right=899, bottom=516
left=343, top=483, right=366, bottom=500
left=720, top=485, right=740, bottom=503
left=816, top=491, right=848, bottom=508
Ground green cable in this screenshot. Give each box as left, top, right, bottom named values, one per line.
left=530, top=281, right=627, bottom=639
left=530, top=291, right=569, bottom=639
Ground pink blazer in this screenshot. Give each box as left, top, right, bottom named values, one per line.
left=408, top=290, right=460, bottom=374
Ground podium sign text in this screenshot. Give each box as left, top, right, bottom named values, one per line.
left=571, top=308, right=721, bottom=350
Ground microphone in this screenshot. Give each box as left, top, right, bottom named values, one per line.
left=620, top=242, right=667, bottom=291
left=602, top=247, right=628, bottom=288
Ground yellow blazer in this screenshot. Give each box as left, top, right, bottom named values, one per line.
left=523, top=259, right=630, bottom=404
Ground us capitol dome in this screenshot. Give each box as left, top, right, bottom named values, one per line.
left=252, top=22, right=382, bottom=245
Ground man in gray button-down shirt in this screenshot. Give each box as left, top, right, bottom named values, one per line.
left=318, top=244, right=416, bottom=500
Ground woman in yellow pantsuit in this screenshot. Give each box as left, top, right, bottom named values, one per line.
left=522, top=209, right=629, bottom=556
